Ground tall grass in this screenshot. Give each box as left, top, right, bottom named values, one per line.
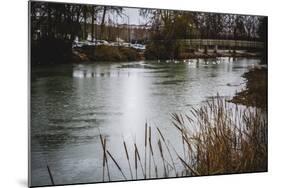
left=99, top=96, right=267, bottom=181
left=173, top=97, right=267, bottom=175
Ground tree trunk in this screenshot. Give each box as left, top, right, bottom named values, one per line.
left=100, top=7, right=107, bottom=39
left=83, top=7, right=87, bottom=40
left=91, top=7, right=95, bottom=42
left=47, top=3, right=51, bottom=38
left=75, top=7, right=81, bottom=40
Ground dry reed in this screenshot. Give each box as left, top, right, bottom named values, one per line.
left=100, top=96, right=267, bottom=181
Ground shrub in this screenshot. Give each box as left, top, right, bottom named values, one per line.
left=145, top=41, right=181, bottom=60
left=76, top=45, right=141, bottom=62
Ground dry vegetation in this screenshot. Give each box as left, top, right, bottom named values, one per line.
left=73, top=45, right=142, bottom=62
left=99, top=96, right=267, bottom=181
left=231, top=67, right=268, bottom=109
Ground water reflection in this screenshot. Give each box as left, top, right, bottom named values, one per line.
left=31, top=58, right=260, bottom=186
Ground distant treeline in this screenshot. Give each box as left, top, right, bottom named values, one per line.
left=31, top=2, right=267, bottom=41
left=141, top=9, right=267, bottom=60
left=30, top=1, right=126, bottom=64
left=30, top=1, right=267, bottom=64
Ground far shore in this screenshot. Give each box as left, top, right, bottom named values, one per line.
left=71, top=45, right=263, bottom=63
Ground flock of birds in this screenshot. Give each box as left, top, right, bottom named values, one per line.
left=73, top=58, right=240, bottom=78
left=157, top=58, right=227, bottom=65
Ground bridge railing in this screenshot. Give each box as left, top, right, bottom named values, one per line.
left=179, top=39, right=264, bottom=49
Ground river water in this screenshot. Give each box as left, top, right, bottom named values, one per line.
left=30, top=57, right=260, bottom=186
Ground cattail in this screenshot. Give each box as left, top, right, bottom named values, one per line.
left=148, top=126, right=151, bottom=178
left=47, top=164, right=55, bottom=185
left=134, top=144, right=138, bottom=179
left=148, top=126, right=158, bottom=178
left=144, top=122, right=147, bottom=179
left=106, top=150, right=127, bottom=180
left=99, top=134, right=108, bottom=181
left=104, top=138, right=110, bottom=181
left=134, top=143, right=145, bottom=178
left=123, top=141, right=133, bottom=179
left=158, top=139, right=167, bottom=177
left=157, top=127, right=177, bottom=176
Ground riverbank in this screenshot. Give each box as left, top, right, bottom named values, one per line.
left=72, top=45, right=262, bottom=63
left=230, top=66, right=268, bottom=109
left=72, top=45, right=143, bottom=62
left=31, top=39, right=263, bottom=64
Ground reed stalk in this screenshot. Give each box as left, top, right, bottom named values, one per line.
left=106, top=150, right=127, bottom=180
left=156, top=127, right=177, bottom=176
left=47, top=164, right=55, bottom=185
left=144, top=122, right=148, bottom=179
left=148, top=126, right=151, bottom=178
left=158, top=139, right=167, bottom=177
left=134, top=143, right=138, bottom=179
left=134, top=143, right=145, bottom=178
left=123, top=141, right=133, bottom=179
left=99, top=134, right=110, bottom=181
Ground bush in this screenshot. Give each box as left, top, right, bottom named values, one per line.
left=119, top=47, right=141, bottom=61
left=145, top=41, right=181, bottom=60
left=76, top=45, right=141, bottom=62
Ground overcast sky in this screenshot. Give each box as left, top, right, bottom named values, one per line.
left=123, top=8, right=147, bottom=25
left=101, top=7, right=149, bottom=25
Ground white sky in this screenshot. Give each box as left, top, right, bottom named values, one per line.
left=123, top=8, right=147, bottom=25
left=100, top=7, right=148, bottom=25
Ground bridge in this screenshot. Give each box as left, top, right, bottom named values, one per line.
left=178, top=39, right=264, bottom=50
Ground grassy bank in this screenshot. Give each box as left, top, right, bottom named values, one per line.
left=145, top=41, right=263, bottom=60
left=231, top=67, right=268, bottom=109
left=31, top=39, right=263, bottom=64
left=99, top=96, right=267, bottom=181
left=73, top=45, right=143, bottom=62
left=73, top=46, right=261, bottom=63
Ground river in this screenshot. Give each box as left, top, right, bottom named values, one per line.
left=30, top=57, right=260, bottom=186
